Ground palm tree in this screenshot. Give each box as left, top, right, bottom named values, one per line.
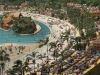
left=26, top=52, right=39, bottom=73
left=36, top=54, right=44, bottom=63
left=36, top=53, right=46, bottom=73
left=59, top=50, right=66, bottom=60
left=0, top=50, right=10, bottom=74
left=3, top=12, right=9, bottom=18
left=61, top=29, right=70, bottom=41
left=49, top=42, right=56, bottom=48
left=0, top=16, right=4, bottom=28
left=8, top=60, right=28, bottom=75
left=52, top=49, right=59, bottom=61
left=8, top=68, right=15, bottom=75
left=13, top=60, right=22, bottom=74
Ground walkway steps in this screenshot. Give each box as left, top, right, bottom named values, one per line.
left=83, top=58, right=100, bottom=74
left=62, top=56, right=86, bottom=74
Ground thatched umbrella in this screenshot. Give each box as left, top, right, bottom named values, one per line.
left=93, top=38, right=100, bottom=48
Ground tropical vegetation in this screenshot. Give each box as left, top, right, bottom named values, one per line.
left=12, top=17, right=37, bottom=34
left=0, top=12, right=37, bottom=34
left=0, top=0, right=100, bottom=8
left=26, top=52, right=39, bottom=73
left=0, top=50, right=10, bottom=74
left=0, top=0, right=100, bottom=75
left=7, top=60, right=28, bottom=75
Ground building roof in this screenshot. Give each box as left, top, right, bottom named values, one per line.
left=10, top=12, right=22, bottom=18
left=2, top=16, right=13, bottom=24
left=93, top=38, right=100, bottom=44
left=67, top=3, right=100, bottom=16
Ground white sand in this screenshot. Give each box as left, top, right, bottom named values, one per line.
left=34, top=24, right=41, bottom=34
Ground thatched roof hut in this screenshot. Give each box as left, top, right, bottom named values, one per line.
left=2, top=16, right=13, bottom=30
left=91, top=11, right=100, bottom=16
left=93, top=38, right=100, bottom=49
left=0, top=5, right=4, bottom=11
left=10, top=12, right=22, bottom=19
left=2, top=16, right=13, bottom=24
left=1, top=12, right=22, bottom=30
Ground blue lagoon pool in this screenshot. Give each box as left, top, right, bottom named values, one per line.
left=0, top=21, right=50, bottom=43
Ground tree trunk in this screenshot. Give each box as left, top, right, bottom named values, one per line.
left=34, top=63, right=35, bottom=73
left=22, top=70, right=25, bottom=75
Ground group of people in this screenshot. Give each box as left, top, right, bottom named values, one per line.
left=44, top=45, right=100, bottom=75
left=0, top=44, right=26, bottom=54
left=65, top=47, right=99, bottom=75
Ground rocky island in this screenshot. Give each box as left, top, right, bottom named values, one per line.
left=0, top=12, right=39, bottom=34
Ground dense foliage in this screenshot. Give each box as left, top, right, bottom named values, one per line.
left=0, top=0, right=100, bottom=8
left=67, top=6, right=97, bottom=38
left=0, top=0, right=99, bottom=75
left=8, top=60, right=28, bottom=75
left=0, top=0, right=25, bottom=5
left=12, top=17, right=37, bottom=34
left=0, top=50, right=10, bottom=74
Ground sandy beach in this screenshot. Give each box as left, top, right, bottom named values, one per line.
left=1, top=43, right=39, bottom=61
left=34, top=24, right=41, bottom=34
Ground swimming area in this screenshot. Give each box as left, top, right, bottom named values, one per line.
left=0, top=21, right=50, bottom=43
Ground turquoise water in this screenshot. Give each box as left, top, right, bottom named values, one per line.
left=0, top=21, right=50, bottom=43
